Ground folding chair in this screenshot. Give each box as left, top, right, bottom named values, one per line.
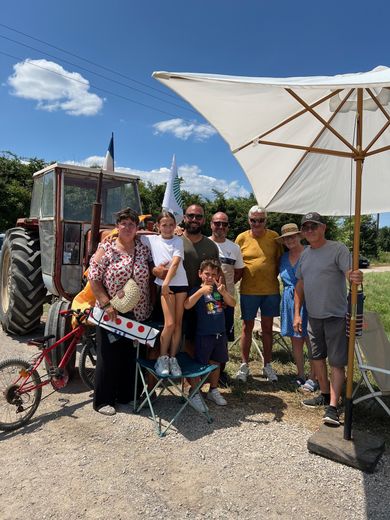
left=134, top=349, right=217, bottom=437
left=352, top=311, right=390, bottom=417
left=252, top=315, right=292, bottom=360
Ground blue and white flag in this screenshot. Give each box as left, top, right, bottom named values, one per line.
left=103, top=133, right=114, bottom=171
left=162, top=155, right=183, bottom=223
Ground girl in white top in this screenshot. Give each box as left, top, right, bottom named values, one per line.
left=143, top=211, right=188, bottom=377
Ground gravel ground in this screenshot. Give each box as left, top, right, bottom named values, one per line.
left=1, top=326, right=389, bottom=520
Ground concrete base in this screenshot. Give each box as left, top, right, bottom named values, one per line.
left=307, top=425, right=385, bottom=473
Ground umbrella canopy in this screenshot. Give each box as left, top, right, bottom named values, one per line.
left=153, top=66, right=390, bottom=216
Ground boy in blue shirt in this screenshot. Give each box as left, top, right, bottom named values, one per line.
left=184, top=259, right=236, bottom=406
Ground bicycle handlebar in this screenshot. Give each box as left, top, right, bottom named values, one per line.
left=59, top=308, right=91, bottom=321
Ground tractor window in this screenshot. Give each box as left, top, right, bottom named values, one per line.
left=30, top=175, right=43, bottom=218
left=41, top=171, right=55, bottom=217
left=104, top=182, right=141, bottom=224
left=63, top=176, right=97, bottom=221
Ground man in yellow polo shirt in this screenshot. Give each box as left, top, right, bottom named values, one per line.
left=235, top=206, right=283, bottom=382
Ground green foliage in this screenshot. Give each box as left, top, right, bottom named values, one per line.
left=0, top=152, right=47, bottom=230
left=336, top=215, right=379, bottom=257
left=364, top=272, right=390, bottom=337
left=378, top=227, right=390, bottom=252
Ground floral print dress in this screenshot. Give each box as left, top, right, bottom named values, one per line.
left=88, top=238, right=152, bottom=322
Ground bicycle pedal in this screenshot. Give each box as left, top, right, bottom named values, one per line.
left=48, top=367, right=63, bottom=378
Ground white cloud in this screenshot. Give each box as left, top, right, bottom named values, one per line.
left=153, top=118, right=217, bottom=141
left=73, top=157, right=249, bottom=199
left=8, top=59, right=103, bottom=116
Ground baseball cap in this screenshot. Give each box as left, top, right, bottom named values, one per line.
left=301, top=212, right=324, bottom=226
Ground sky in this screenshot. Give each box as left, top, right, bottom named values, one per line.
left=1, top=0, right=390, bottom=226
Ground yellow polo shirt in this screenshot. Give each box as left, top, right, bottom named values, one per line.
left=235, top=229, right=283, bottom=295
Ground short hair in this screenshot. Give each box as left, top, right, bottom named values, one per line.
left=199, top=258, right=222, bottom=273
left=248, top=205, right=267, bottom=218
left=115, top=207, right=140, bottom=225
left=156, top=211, right=176, bottom=224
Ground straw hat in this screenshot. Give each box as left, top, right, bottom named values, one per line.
left=110, top=278, right=141, bottom=314
left=275, top=223, right=301, bottom=241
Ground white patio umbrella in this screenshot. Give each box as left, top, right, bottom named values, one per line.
left=154, top=66, right=390, bottom=439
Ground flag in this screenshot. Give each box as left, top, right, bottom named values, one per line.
left=162, top=155, right=183, bottom=223
left=102, top=133, right=114, bottom=170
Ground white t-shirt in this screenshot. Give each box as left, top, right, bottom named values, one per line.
left=209, top=237, right=245, bottom=296
left=141, top=234, right=188, bottom=287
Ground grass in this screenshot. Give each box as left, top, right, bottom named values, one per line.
left=224, top=271, right=390, bottom=444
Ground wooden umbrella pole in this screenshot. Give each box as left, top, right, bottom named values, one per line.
left=344, top=88, right=364, bottom=440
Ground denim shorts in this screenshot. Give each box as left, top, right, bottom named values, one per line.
left=307, top=316, right=347, bottom=367
left=195, top=333, right=229, bottom=365
left=240, top=294, right=280, bottom=321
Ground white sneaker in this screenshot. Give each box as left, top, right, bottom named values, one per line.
left=263, top=363, right=278, bottom=382
left=190, top=393, right=208, bottom=413
left=207, top=388, right=227, bottom=406
left=97, top=405, right=116, bottom=416
left=235, top=362, right=249, bottom=382
left=169, top=356, right=182, bottom=377
left=154, top=355, right=170, bottom=377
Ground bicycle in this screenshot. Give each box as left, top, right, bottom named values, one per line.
left=0, top=308, right=96, bottom=431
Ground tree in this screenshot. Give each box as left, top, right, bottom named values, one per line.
left=0, top=152, right=47, bottom=230
left=378, top=226, right=390, bottom=252
left=336, top=215, right=378, bottom=257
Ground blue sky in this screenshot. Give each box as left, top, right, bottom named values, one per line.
left=1, top=0, right=390, bottom=226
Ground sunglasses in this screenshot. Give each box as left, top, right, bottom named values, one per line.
left=185, top=213, right=204, bottom=221
left=249, top=218, right=266, bottom=224
left=301, top=223, right=319, bottom=232
left=212, top=221, right=228, bottom=228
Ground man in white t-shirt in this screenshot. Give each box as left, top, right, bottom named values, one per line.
left=210, top=210, right=244, bottom=344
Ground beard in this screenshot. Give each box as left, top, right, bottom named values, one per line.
left=184, top=222, right=202, bottom=234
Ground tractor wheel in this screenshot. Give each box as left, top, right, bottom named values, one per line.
left=44, top=299, right=76, bottom=376
left=0, top=228, right=46, bottom=335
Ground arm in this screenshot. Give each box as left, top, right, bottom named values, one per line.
left=234, top=268, right=243, bottom=283
left=161, top=256, right=181, bottom=296
left=217, top=283, right=236, bottom=307
left=88, top=247, right=117, bottom=320
left=184, top=285, right=212, bottom=310
left=293, top=279, right=304, bottom=334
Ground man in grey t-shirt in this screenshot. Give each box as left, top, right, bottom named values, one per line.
left=294, top=212, right=362, bottom=426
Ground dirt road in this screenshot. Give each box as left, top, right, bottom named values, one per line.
left=0, top=326, right=389, bottom=520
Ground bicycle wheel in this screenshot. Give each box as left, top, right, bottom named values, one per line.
left=0, top=358, right=42, bottom=431
left=79, top=333, right=97, bottom=390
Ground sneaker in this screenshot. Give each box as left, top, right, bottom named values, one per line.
left=302, top=393, right=330, bottom=408
left=169, top=356, right=182, bottom=377
left=301, top=378, right=320, bottom=393
left=97, top=405, right=116, bottom=416
left=323, top=405, right=340, bottom=426
left=189, top=393, right=208, bottom=413
left=154, top=355, right=170, bottom=377
left=263, top=363, right=278, bottom=382
left=294, top=376, right=306, bottom=387
left=235, top=363, right=249, bottom=382
left=207, top=388, right=227, bottom=406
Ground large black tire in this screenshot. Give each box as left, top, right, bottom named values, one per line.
left=0, top=228, right=46, bottom=335
left=0, top=358, right=42, bottom=431
left=44, top=299, right=76, bottom=376
left=79, top=331, right=97, bottom=390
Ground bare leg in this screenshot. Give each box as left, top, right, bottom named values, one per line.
left=304, top=337, right=316, bottom=380
left=329, top=366, right=345, bottom=407
left=291, top=336, right=305, bottom=378
left=312, top=358, right=330, bottom=394
left=261, top=316, right=274, bottom=365
left=170, top=292, right=186, bottom=357
left=159, top=294, right=175, bottom=356
left=208, top=360, right=220, bottom=388
left=240, top=319, right=254, bottom=363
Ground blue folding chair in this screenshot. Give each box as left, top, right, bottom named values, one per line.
left=134, top=350, right=217, bottom=437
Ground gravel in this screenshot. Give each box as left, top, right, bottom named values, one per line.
left=1, top=326, right=389, bottom=520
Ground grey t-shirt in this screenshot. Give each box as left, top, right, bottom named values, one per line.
left=296, top=240, right=350, bottom=319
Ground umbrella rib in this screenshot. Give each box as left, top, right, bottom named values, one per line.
left=366, top=144, right=390, bottom=157
left=231, top=90, right=343, bottom=155
left=364, top=88, right=390, bottom=154
left=286, top=88, right=358, bottom=154
left=257, top=140, right=353, bottom=158
left=263, top=88, right=355, bottom=208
